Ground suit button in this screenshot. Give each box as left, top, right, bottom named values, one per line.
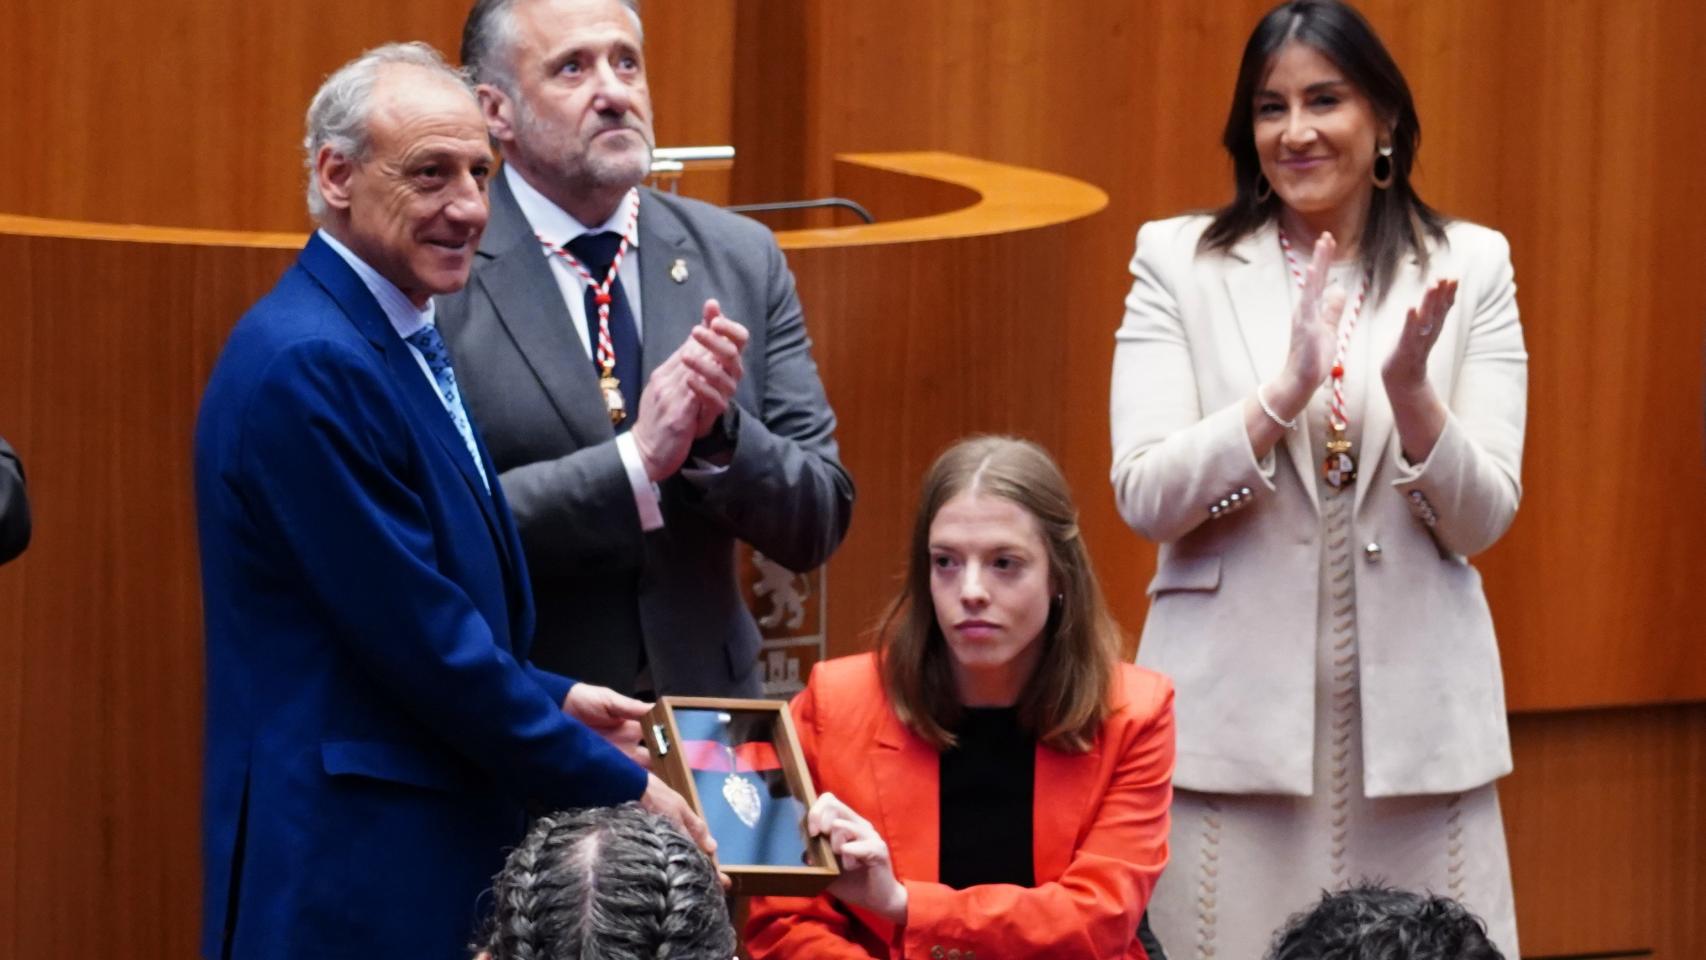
left=1364, top=542, right=1382, bottom=561
left=965, top=953, right=976, bottom=960
left=948, top=951, right=962, bottom=960
left=930, top=948, right=945, bottom=959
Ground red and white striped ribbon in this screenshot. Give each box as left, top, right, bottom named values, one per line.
left=1279, top=228, right=1370, bottom=433
left=537, top=189, right=641, bottom=376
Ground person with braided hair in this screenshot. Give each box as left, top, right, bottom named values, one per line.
left=479, top=804, right=736, bottom=960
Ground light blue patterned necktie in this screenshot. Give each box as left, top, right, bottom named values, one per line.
left=403, top=323, right=489, bottom=492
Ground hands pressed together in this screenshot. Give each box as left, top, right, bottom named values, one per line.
left=631, top=299, right=750, bottom=483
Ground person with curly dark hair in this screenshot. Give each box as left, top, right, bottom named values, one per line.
left=478, top=804, right=735, bottom=960
left=1266, top=884, right=1505, bottom=960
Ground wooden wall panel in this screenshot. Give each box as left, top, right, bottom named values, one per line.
left=0, top=151, right=1107, bottom=958
left=5, top=1, right=1706, bottom=958
left=0, top=0, right=734, bottom=230
left=0, top=229, right=297, bottom=958
left=727, top=0, right=1706, bottom=710
left=773, top=154, right=1109, bottom=654
left=1503, top=704, right=1706, bottom=960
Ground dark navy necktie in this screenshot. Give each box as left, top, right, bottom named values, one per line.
left=565, top=231, right=642, bottom=431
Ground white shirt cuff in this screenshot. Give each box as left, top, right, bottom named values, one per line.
left=615, top=432, right=665, bottom=531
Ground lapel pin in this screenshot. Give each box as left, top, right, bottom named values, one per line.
left=670, top=258, right=689, bottom=284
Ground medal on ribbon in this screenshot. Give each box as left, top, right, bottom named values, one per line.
left=681, top=736, right=785, bottom=832
left=722, top=766, right=764, bottom=829
left=538, top=190, right=641, bottom=425
left=1280, top=229, right=1371, bottom=490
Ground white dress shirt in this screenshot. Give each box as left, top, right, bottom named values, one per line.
left=506, top=165, right=663, bottom=530
left=317, top=228, right=488, bottom=491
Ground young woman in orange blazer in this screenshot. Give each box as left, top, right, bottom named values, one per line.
left=746, top=436, right=1175, bottom=959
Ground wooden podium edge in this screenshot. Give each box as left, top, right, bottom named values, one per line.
left=0, top=151, right=1109, bottom=254
left=776, top=151, right=1109, bottom=249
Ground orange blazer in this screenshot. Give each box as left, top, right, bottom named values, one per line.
left=745, top=653, right=1175, bottom=959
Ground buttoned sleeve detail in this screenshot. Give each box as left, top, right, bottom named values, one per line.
left=1113, top=220, right=1276, bottom=545
left=1386, top=227, right=1525, bottom=557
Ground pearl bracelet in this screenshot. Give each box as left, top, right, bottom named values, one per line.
left=1257, top=385, right=1298, bottom=431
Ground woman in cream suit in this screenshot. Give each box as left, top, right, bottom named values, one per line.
left=1109, top=2, right=1526, bottom=957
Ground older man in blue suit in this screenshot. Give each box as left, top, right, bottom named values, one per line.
left=194, top=42, right=708, bottom=960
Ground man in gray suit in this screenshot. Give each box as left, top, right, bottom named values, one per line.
left=0, top=436, right=30, bottom=565
left=440, top=0, right=853, bottom=697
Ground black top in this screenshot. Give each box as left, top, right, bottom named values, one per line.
left=937, top=706, right=1035, bottom=890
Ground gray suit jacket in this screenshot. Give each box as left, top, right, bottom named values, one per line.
left=0, top=436, right=29, bottom=565
left=438, top=175, right=853, bottom=696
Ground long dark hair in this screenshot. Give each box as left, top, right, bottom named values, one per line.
left=1200, top=0, right=1447, bottom=300
left=877, top=436, right=1118, bottom=754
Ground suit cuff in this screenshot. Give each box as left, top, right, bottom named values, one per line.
left=1389, top=411, right=1455, bottom=480
left=528, top=665, right=576, bottom=709
left=615, top=432, right=665, bottom=531
left=1390, top=414, right=1463, bottom=531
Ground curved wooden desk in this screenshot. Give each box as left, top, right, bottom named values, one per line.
left=0, top=152, right=1106, bottom=957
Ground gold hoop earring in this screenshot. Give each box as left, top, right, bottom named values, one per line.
left=1371, top=141, right=1395, bottom=189
left=1254, top=172, right=1273, bottom=204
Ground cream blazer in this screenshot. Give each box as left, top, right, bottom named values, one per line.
left=1110, top=214, right=1526, bottom=798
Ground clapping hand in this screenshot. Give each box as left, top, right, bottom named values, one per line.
left=1285, top=233, right=1350, bottom=393
left=1266, top=232, right=1350, bottom=419
left=629, top=299, right=750, bottom=479
left=808, top=792, right=908, bottom=924
left=1382, top=278, right=1457, bottom=394
left=682, top=299, right=749, bottom=438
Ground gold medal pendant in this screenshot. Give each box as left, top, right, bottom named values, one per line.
left=598, top=373, right=626, bottom=425
left=1323, top=424, right=1356, bottom=489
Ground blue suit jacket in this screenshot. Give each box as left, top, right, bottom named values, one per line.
left=194, top=234, right=648, bottom=960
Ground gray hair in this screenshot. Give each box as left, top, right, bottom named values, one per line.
left=302, top=41, right=475, bottom=220
left=461, top=0, right=644, bottom=93
left=481, top=803, right=734, bottom=960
